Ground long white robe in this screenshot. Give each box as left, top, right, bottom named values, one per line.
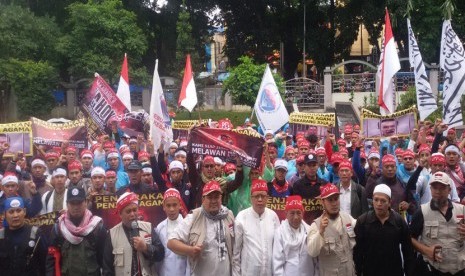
left=155, top=215, right=189, bottom=276
left=233, top=207, right=280, bottom=276
left=273, top=219, right=319, bottom=276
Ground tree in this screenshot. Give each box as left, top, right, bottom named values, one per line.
left=223, top=56, right=284, bottom=107
left=58, top=0, right=149, bottom=84
left=0, top=4, right=61, bottom=119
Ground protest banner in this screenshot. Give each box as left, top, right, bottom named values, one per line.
left=361, top=106, right=418, bottom=138
left=266, top=196, right=323, bottom=225
left=0, top=121, right=33, bottom=156
left=188, top=127, right=265, bottom=168
left=91, top=193, right=166, bottom=229
left=172, top=119, right=208, bottom=141
left=108, top=110, right=150, bottom=139
left=288, top=112, right=335, bottom=138
left=31, top=117, right=88, bottom=150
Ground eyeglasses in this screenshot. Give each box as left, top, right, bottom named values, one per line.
left=252, top=194, right=268, bottom=200
left=204, top=164, right=215, bottom=168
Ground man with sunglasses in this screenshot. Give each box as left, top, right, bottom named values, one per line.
left=233, top=179, right=280, bottom=276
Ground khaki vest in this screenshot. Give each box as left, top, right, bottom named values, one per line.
left=420, top=202, right=465, bottom=274
left=188, top=208, right=235, bottom=273
left=110, top=221, right=155, bottom=276
left=314, top=212, right=356, bottom=276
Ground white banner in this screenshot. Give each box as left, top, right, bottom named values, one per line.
left=440, top=20, right=465, bottom=127
left=253, top=65, right=289, bottom=133
left=407, top=19, right=437, bottom=120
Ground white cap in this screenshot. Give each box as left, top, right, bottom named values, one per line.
left=265, top=129, right=274, bottom=136
left=373, top=184, right=391, bottom=198
left=91, top=166, right=106, bottom=177
left=169, top=142, right=178, bottom=149
left=169, top=160, right=184, bottom=172
left=180, top=140, right=188, bottom=147
left=122, top=152, right=134, bottom=160
left=214, top=157, right=224, bottom=166
left=31, top=159, right=46, bottom=168
left=429, top=171, right=451, bottom=186
left=52, top=168, right=67, bottom=177
left=2, top=174, right=18, bottom=185
left=274, top=159, right=288, bottom=171
left=142, top=167, right=152, bottom=174
left=174, top=150, right=187, bottom=157
left=368, top=151, right=380, bottom=160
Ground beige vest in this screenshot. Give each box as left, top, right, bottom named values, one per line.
left=420, top=202, right=465, bottom=274
left=110, top=221, right=155, bottom=276
left=188, top=208, right=235, bottom=273
left=314, top=212, right=356, bottom=276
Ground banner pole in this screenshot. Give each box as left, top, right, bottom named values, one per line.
left=250, top=107, right=255, bottom=121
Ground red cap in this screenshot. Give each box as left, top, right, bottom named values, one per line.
left=285, top=195, right=304, bottom=211
left=163, top=188, right=182, bottom=202
left=316, top=147, right=326, bottom=156
left=45, top=151, right=60, bottom=160
left=382, top=154, right=396, bottom=165
left=224, top=163, right=236, bottom=174
left=337, top=139, right=346, bottom=147
left=298, top=140, right=310, bottom=148
left=344, top=124, right=353, bottom=134
left=395, top=148, right=404, bottom=157
left=353, top=124, right=361, bottom=132
left=203, top=155, right=215, bottom=164
left=339, top=160, right=352, bottom=171
left=80, top=149, right=94, bottom=159
left=116, top=192, right=138, bottom=214
left=103, top=141, right=114, bottom=149
left=90, top=143, right=100, bottom=153
left=448, top=128, right=456, bottom=135
left=339, top=147, right=348, bottom=155
left=431, top=153, right=446, bottom=165
left=68, top=160, right=83, bottom=171
left=285, top=146, right=295, bottom=154
left=426, top=136, right=434, bottom=143
left=251, top=179, right=268, bottom=194
left=418, top=144, right=431, bottom=154
left=330, top=153, right=343, bottom=165
left=403, top=149, right=415, bottom=159
left=202, top=180, right=222, bottom=196
left=52, top=147, right=62, bottom=155
left=66, top=146, right=77, bottom=153
left=105, top=170, right=116, bottom=177
left=319, top=183, right=340, bottom=199
left=138, top=151, right=150, bottom=161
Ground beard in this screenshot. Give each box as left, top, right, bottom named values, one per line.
left=431, top=198, right=448, bottom=209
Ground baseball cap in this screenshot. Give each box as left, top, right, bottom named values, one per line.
left=274, top=159, right=288, bottom=171
left=429, top=172, right=451, bottom=186
left=202, top=180, right=222, bottom=196
left=127, top=160, right=142, bottom=170
left=304, top=153, right=317, bottom=163
left=67, top=187, right=86, bottom=202
left=319, top=183, right=340, bottom=199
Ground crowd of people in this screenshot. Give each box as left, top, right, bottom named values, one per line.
left=1, top=117, right=465, bottom=276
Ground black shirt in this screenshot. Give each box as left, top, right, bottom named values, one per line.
left=409, top=200, right=454, bottom=238
left=354, top=210, right=414, bottom=276
left=292, top=174, right=325, bottom=199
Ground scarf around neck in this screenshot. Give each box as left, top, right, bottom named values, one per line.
left=58, top=209, right=102, bottom=245
left=201, top=205, right=229, bottom=261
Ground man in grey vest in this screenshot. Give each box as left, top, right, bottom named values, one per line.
left=103, top=192, right=164, bottom=276
left=307, top=183, right=356, bottom=276
left=167, top=180, right=235, bottom=276
left=46, top=187, right=107, bottom=276
left=410, top=172, right=465, bottom=275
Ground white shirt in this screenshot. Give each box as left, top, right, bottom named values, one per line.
left=339, top=184, right=352, bottom=215
left=233, top=207, right=280, bottom=276
left=169, top=212, right=230, bottom=276
left=155, top=215, right=189, bottom=276
left=272, top=219, right=319, bottom=276
left=416, top=169, right=460, bottom=204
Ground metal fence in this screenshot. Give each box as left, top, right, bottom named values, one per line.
left=284, top=78, right=324, bottom=108
left=331, top=72, right=417, bottom=93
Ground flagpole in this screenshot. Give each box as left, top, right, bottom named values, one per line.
left=250, top=107, right=255, bottom=121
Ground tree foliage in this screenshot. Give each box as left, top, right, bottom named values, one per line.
left=223, top=56, right=284, bottom=107
left=58, top=0, right=148, bottom=84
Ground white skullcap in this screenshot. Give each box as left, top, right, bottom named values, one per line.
left=175, top=150, right=187, bottom=157
left=91, top=166, right=106, bottom=177
left=214, top=157, right=224, bottom=165
left=169, top=142, right=178, bottom=149
left=373, top=184, right=391, bottom=198
left=31, top=159, right=46, bottom=168
left=52, top=168, right=67, bottom=177
left=169, top=160, right=184, bottom=172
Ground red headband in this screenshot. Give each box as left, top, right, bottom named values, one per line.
left=285, top=195, right=304, bottom=211
left=251, top=179, right=268, bottom=194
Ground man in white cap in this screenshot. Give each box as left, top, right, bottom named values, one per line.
left=267, top=159, right=292, bottom=197
left=409, top=172, right=465, bottom=275
left=214, top=157, right=225, bottom=178
left=354, top=184, right=414, bottom=276
left=0, top=171, right=42, bottom=217
left=273, top=195, right=318, bottom=276
left=103, top=192, right=165, bottom=276
left=233, top=179, right=280, bottom=276
left=155, top=188, right=189, bottom=276
left=167, top=142, right=178, bottom=163
left=86, top=167, right=112, bottom=209
left=307, top=183, right=356, bottom=276
left=168, top=180, right=235, bottom=276
left=40, top=167, right=68, bottom=214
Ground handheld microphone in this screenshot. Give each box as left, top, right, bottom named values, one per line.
left=130, top=221, right=139, bottom=247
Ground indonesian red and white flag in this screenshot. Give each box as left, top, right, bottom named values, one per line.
left=116, top=53, right=132, bottom=111
left=377, top=9, right=400, bottom=115
left=178, top=54, right=197, bottom=112
left=150, top=60, right=173, bottom=150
